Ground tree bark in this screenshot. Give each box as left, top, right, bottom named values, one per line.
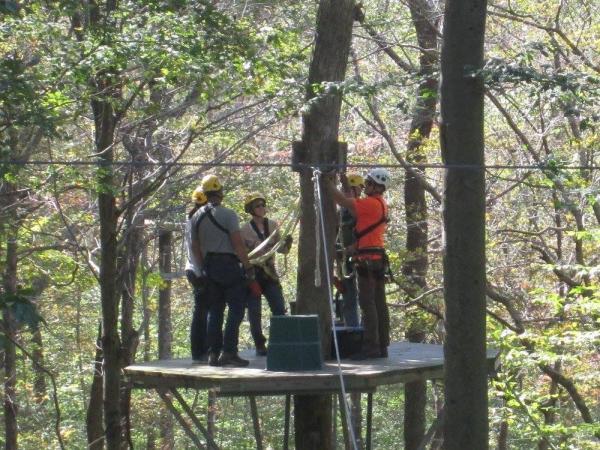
left=440, top=0, right=488, bottom=448
left=295, top=1, right=356, bottom=449
left=1, top=180, right=19, bottom=450
left=402, top=1, right=439, bottom=448
left=86, top=325, right=104, bottom=450
left=158, top=229, right=174, bottom=448
left=2, top=233, right=19, bottom=450
left=92, top=76, right=122, bottom=450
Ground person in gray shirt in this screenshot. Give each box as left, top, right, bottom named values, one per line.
left=191, top=174, right=255, bottom=367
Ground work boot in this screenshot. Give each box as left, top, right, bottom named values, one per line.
left=218, top=352, right=250, bottom=367
left=255, top=344, right=268, bottom=356
left=208, top=352, right=220, bottom=367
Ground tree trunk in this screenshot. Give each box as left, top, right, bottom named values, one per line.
left=2, top=181, right=19, bottom=450
left=439, top=0, right=488, bottom=448
left=92, top=76, right=122, bottom=450
left=402, top=1, right=439, bottom=448
left=86, top=324, right=104, bottom=450
left=158, top=229, right=173, bottom=360
left=295, top=1, right=356, bottom=449
left=158, top=229, right=173, bottom=448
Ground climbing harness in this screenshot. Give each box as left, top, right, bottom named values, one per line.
left=247, top=199, right=300, bottom=278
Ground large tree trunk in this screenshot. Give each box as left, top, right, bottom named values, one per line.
left=86, top=325, right=105, bottom=450
left=157, top=229, right=174, bottom=448
left=295, top=1, right=356, bottom=449
left=402, top=1, right=439, bottom=448
left=1, top=180, right=19, bottom=450
left=92, top=77, right=122, bottom=450
left=2, top=201, right=19, bottom=450
left=439, top=0, right=488, bottom=448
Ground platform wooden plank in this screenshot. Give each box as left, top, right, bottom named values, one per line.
left=125, top=342, right=499, bottom=396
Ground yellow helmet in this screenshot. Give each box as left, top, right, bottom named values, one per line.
left=244, top=192, right=266, bottom=214
left=191, top=186, right=207, bottom=205
left=347, top=174, right=365, bottom=187
left=200, top=174, right=222, bottom=193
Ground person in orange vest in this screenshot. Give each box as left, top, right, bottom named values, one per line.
left=328, top=168, right=391, bottom=359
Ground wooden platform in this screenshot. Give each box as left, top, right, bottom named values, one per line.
left=125, top=341, right=499, bottom=396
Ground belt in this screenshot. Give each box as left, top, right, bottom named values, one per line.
left=355, top=247, right=385, bottom=260
left=206, top=252, right=238, bottom=259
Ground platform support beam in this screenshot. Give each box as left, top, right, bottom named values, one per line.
left=416, top=405, right=445, bottom=450
left=283, top=394, right=291, bottom=450
left=249, top=396, right=263, bottom=450
left=170, top=388, right=220, bottom=450
left=156, top=388, right=206, bottom=449
left=366, top=393, right=373, bottom=450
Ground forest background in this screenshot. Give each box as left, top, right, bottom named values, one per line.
left=0, top=0, right=598, bottom=448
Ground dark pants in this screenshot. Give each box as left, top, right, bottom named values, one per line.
left=341, top=259, right=359, bottom=327
left=204, top=254, right=247, bottom=355
left=356, top=259, right=389, bottom=354
left=247, top=271, right=286, bottom=347
left=187, top=270, right=209, bottom=360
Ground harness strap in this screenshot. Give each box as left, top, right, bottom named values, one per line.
left=250, top=218, right=270, bottom=241
left=354, top=197, right=388, bottom=241
left=194, top=205, right=230, bottom=236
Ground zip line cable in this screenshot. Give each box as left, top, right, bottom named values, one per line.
left=2, top=160, right=599, bottom=170
left=312, top=168, right=359, bottom=450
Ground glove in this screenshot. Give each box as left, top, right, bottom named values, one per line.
left=248, top=280, right=262, bottom=297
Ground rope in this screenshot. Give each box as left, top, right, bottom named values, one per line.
left=247, top=199, right=300, bottom=262
left=311, top=168, right=359, bottom=450
left=312, top=171, right=322, bottom=287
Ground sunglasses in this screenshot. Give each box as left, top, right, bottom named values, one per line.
left=254, top=202, right=266, bottom=208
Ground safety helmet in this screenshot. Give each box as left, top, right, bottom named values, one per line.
left=366, top=168, right=391, bottom=189
left=347, top=174, right=365, bottom=188
left=244, top=192, right=266, bottom=214
left=191, top=186, right=208, bottom=205
left=200, top=174, right=223, bottom=193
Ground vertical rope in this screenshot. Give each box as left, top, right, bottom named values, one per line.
left=312, top=171, right=322, bottom=287
left=312, top=169, right=359, bottom=450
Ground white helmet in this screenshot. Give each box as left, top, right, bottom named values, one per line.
left=366, top=168, right=391, bottom=189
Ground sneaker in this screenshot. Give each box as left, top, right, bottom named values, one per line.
left=255, top=345, right=268, bottom=356
left=208, top=352, right=220, bottom=367
left=218, top=352, right=250, bottom=367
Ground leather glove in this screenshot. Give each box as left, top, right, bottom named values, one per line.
left=248, top=280, right=262, bottom=297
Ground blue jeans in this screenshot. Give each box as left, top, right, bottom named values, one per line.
left=204, top=254, right=247, bottom=355
left=247, top=278, right=286, bottom=347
